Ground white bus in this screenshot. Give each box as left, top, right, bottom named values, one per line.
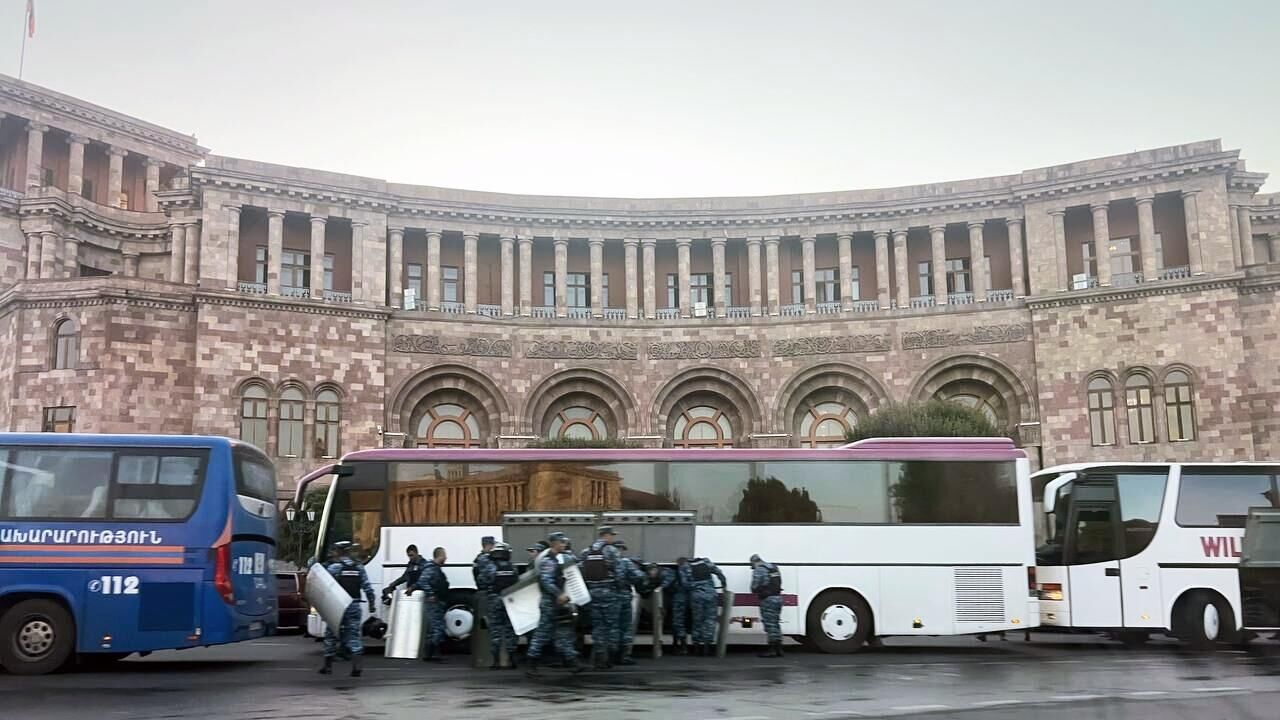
left=297, top=438, right=1039, bottom=653
left=1034, top=462, right=1280, bottom=647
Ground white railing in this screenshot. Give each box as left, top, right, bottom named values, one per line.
left=910, top=296, right=935, bottom=308
left=476, top=304, right=502, bottom=318
left=238, top=281, right=267, bottom=294
left=851, top=300, right=880, bottom=313
left=323, top=290, right=352, bottom=303
left=725, top=306, right=753, bottom=318
left=604, top=308, right=627, bottom=320
left=531, top=306, right=556, bottom=318
left=566, top=307, right=592, bottom=319
left=781, top=303, right=806, bottom=316
left=656, top=308, right=681, bottom=320
left=1159, top=265, right=1191, bottom=280
left=986, top=288, right=1015, bottom=302
left=1111, top=272, right=1143, bottom=288
left=950, top=292, right=975, bottom=305
left=816, top=301, right=842, bottom=314
left=440, top=301, right=465, bottom=314
left=1070, top=276, right=1099, bottom=290
left=281, top=286, right=310, bottom=299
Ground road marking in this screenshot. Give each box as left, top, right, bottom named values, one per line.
left=1049, top=694, right=1103, bottom=701
left=1191, top=687, right=1246, bottom=693
left=972, top=700, right=1022, bottom=708
left=888, top=705, right=950, bottom=712
left=1127, top=691, right=1169, bottom=697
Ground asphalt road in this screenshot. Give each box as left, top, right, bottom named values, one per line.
left=3, top=633, right=1279, bottom=719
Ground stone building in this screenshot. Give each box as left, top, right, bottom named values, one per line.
left=1, top=74, right=1278, bottom=489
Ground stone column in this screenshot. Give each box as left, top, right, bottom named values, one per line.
left=1183, top=191, right=1204, bottom=274
left=310, top=216, right=327, bottom=299
left=874, top=230, right=890, bottom=308
left=1229, top=205, right=1242, bottom=269
left=554, top=237, right=568, bottom=317
left=24, top=232, right=40, bottom=278
left=425, top=230, right=441, bottom=309
left=765, top=236, right=781, bottom=315
left=67, top=134, right=87, bottom=197
left=62, top=235, right=79, bottom=277
left=500, top=236, right=515, bottom=316
left=1271, top=233, right=1280, bottom=263
left=1135, top=196, right=1157, bottom=281
left=463, top=232, right=479, bottom=313
left=267, top=210, right=284, bottom=295
left=184, top=222, right=200, bottom=285
left=350, top=220, right=366, bottom=302
left=1007, top=218, right=1026, bottom=297
left=642, top=239, right=657, bottom=319
left=107, top=147, right=127, bottom=208
left=225, top=206, right=242, bottom=290
left=968, top=221, right=987, bottom=301
left=1090, top=203, right=1112, bottom=286
left=930, top=225, right=947, bottom=305
left=24, top=122, right=46, bottom=192
left=169, top=222, right=186, bottom=283
left=677, top=238, right=692, bottom=317
left=389, top=227, right=406, bottom=307
left=747, top=237, right=763, bottom=316
left=892, top=230, right=909, bottom=308
left=1049, top=209, right=1068, bottom=290
left=123, top=252, right=139, bottom=278
left=623, top=238, right=639, bottom=319
left=518, top=236, right=533, bottom=315
left=589, top=236, right=605, bottom=317
left=1237, top=205, right=1255, bottom=266
left=40, top=231, right=59, bottom=278
left=712, top=237, right=727, bottom=316
left=836, top=232, right=854, bottom=310
left=144, top=159, right=162, bottom=212
left=801, top=236, right=817, bottom=312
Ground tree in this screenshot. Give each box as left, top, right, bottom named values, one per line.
left=733, top=477, right=821, bottom=523
left=845, top=399, right=1002, bottom=442
left=526, top=436, right=640, bottom=449
left=277, top=487, right=328, bottom=568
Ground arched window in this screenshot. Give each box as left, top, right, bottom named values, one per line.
left=239, top=384, right=269, bottom=450
left=547, top=406, right=608, bottom=441
left=946, top=393, right=1000, bottom=424
left=1125, top=373, right=1155, bottom=444
left=1087, top=376, right=1116, bottom=446
left=416, top=403, right=481, bottom=447
left=278, top=387, right=305, bottom=457
left=799, top=401, right=858, bottom=448
left=52, top=318, right=78, bottom=370
left=1164, top=370, right=1196, bottom=442
left=315, top=389, right=341, bottom=458
left=673, top=405, right=733, bottom=448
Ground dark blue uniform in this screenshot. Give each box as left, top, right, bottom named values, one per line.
left=751, top=561, right=784, bottom=644
left=478, top=558, right=519, bottom=662
left=324, top=557, right=375, bottom=658
left=580, top=539, right=619, bottom=660
left=386, top=555, right=427, bottom=593
left=614, top=556, right=645, bottom=652
left=527, top=551, right=576, bottom=661
left=680, top=558, right=726, bottom=648
left=414, top=561, right=450, bottom=651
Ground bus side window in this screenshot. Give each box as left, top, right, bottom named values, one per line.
left=1114, top=472, right=1168, bottom=558
left=1071, top=506, right=1118, bottom=565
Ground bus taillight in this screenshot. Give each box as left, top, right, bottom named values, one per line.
left=214, top=544, right=235, bottom=605
left=1027, top=566, right=1037, bottom=597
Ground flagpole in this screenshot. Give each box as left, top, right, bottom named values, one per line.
left=18, top=17, right=27, bottom=79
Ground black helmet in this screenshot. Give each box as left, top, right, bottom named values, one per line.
left=362, top=617, right=388, bottom=640
left=490, top=543, right=512, bottom=561
left=331, top=540, right=353, bottom=556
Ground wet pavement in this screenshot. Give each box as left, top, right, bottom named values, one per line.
left=3, top=633, right=1279, bottom=719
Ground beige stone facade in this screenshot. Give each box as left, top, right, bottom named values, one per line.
left=1, top=74, right=1278, bottom=488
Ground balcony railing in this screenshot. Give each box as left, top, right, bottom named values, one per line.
left=1070, top=276, right=1099, bottom=290
left=656, top=308, right=680, bottom=320
left=950, top=292, right=975, bottom=305
left=531, top=306, right=556, bottom=318
left=1112, top=272, right=1144, bottom=288
left=910, top=296, right=935, bottom=308
left=566, top=307, right=592, bottom=319
left=323, top=290, right=352, bottom=303
left=238, top=281, right=267, bottom=294
left=781, top=304, right=806, bottom=317
left=477, top=304, right=502, bottom=318
left=440, top=301, right=465, bottom=314
left=1159, top=265, right=1191, bottom=280
left=816, top=301, right=842, bottom=315
left=604, top=308, right=627, bottom=320
left=281, top=286, right=310, bottom=299
left=725, top=306, right=752, bottom=318
left=986, top=288, right=1015, bottom=302
left=851, top=300, right=881, bottom=313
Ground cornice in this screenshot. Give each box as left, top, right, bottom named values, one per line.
left=193, top=290, right=392, bottom=320
left=1026, top=274, right=1244, bottom=309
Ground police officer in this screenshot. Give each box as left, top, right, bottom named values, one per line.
left=478, top=542, right=520, bottom=669
left=411, top=546, right=450, bottom=662
left=750, top=554, right=784, bottom=658
left=611, top=539, right=647, bottom=665
left=680, top=556, right=726, bottom=656
left=472, top=536, right=496, bottom=584
left=671, top=557, right=692, bottom=654
left=320, top=540, right=377, bottom=677
left=382, top=544, right=426, bottom=603
left=580, top=525, right=619, bottom=669
left=523, top=541, right=547, bottom=574
left=525, top=532, right=582, bottom=676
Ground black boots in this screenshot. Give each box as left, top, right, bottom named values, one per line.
left=351, top=655, right=363, bottom=677
left=673, top=637, right=687, bottom=655
left=525, top=656, right=540, bottom=678
left=421, top=644, right=443, bottom=662
left=617, top=648, right=636, bottom=666
left=318, top=656, right=333, bottom=674
left=593, top=648, right=612, bottom=669
left=757, top=642, right=783, bottom=658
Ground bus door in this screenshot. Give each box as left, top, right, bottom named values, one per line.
left=1064, top=480, right=1123, bottom=628
left=1239, top=507, right=1280, bottom=629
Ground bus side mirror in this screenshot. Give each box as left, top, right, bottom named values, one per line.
left=1042, top=472, right=1077, bottom=514
left=334, top=464, right=355, bottom=478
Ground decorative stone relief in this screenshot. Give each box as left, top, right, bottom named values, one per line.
left=647, top=340, right=762, bottom=360
left=526, top=340, right=639, bottom=360
left=773, top=334, right=891, bottom=357
left=901, top=324, right=1031, bottom=350
left=392, top=334, right=512, bottom=357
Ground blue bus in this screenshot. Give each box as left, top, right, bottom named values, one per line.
left=0, top=433, right=278, bottom=674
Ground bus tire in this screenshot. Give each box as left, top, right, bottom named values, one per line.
left=1175, top=591, right=1235, bottom=650
left=805, top=590, right=872, bottom=654
left=0, top=598, right=76, bottom=675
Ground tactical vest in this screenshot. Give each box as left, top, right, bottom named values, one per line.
left=337, top=567, right=364, bottom=599
left=471, top=553, right=488, bottom=583
left=581, top=543, right=609, bottom=582
left=690, top=558, right=712, bottom=581
left=492, top=562, right=518, bottom=592
left=403, top=558, right=425, bottom=587
left=758, top=563, right=782, bottom=598
left=431, top=565, right=451, bottom=594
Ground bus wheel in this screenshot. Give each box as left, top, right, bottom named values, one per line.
left=1176, top=591, right=1235, bottom=650
left=0, top=599, right=75, bottom=675
left=805, top=590, right=872, bottom=654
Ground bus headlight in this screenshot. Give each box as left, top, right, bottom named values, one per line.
left=1038, top=583, right=1063, bottom=602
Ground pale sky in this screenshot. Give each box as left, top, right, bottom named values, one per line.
left=5, top=0, right=1277, bottom=197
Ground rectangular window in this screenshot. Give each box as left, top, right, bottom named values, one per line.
left=1126, top=384, right=1155, bottom=444
left=1081, top=241, right=1097, bottom=279
left=1114, top=471, right=1168, bottom=556
left=281, top=250, right=310, bottom=290
left=2, top=447, right=113, bottom=519
left=1088, top=386, right=1115, bottom=446
left=442, top=266, right=459, bottom=303
left=543, top=271, right=555, bottom=306
left=816, top=268, right=838, bottom=303
left=690, top=273, right=710, bottom=307
left=1165, top=382, right=1196, bottom=442
left=112, top=452, right=207, bottom=520
left=567, top=272, right=588, bottom=307
left=1109, top=237, right=1137, bottom=276
left=42, top=406, right=75, bottom=433
left=42, top=167, right=55, bottom=188
left=722, top=272, right=733, bottom=306
left=1176, top=469, right=1279, bottom=528
left=406, top=263, right=424, bottom=303
left=323, top=253, right=335, bottom=291
left=255, top=246, right=268, bottom=285
left=278, top=397, right=305, bottom=458
left=945, top=258, right=970, bottom=293
left=666, top=274, right=678, bottom=308
left=791, top=270, right=804, bottom=304
left=235, top=447, right=278, bottom=504
left=82, top=178, right=96, bottom=203
left=601, top=273, right=610, bottom=308
left=917, top=261, right=932, bottom=297
left=849, top=266, right=861, bottom=300
left=240, top=395, right=268, bottom=450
